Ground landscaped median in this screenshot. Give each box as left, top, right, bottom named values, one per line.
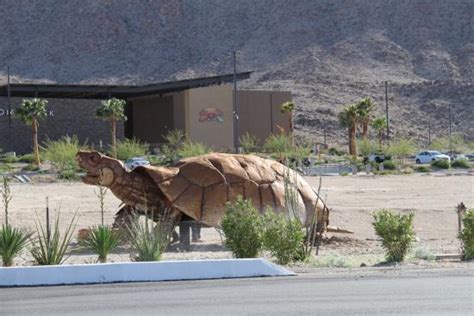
left=0, top=258, right=296, bottom=287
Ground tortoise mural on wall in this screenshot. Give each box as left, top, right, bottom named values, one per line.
left=76, top=150, right=331, bottom=234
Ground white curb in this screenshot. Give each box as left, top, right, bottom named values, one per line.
left=0, top=259, right=296, bottom=287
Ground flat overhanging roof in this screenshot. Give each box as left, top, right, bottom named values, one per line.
left=0, top=71, right=252, bottom=99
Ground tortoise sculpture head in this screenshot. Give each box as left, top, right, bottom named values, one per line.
left=76, top=151, right=123, bottom=187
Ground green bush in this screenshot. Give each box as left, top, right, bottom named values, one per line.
left=58, top=167, right=79, bottom=180
left=221, top=196, right=263, bottom=258
left=459, top=209, right=474, bottom=260
left=0, top=224, right=32, bottom=266
left=30, top=212, right=77, bottom=265
left=383, top=160, right=397, bottom=170
left=42, top=136, right=86, bottom=171
left=415, top=165, right=431, bottom=173
left=18, top=154, right=35, bottom=163
left=431, top=159, right=450, bottom=169
left=2, top=153, right=19, bottom=164
left=81, top=225, right=121, bottom=263
left=451, top=159, right=470, bottom=169
left=239, top=132, right=259, bottom=153
left=177, top=141, right=211, bottom=158
left=372, top=210, right=415, bottom=262
left=262, top=209, right=304, bottom=265
left=114, top=138, right=148, bottom=161
left=127, top=214, right=174, bottom=262
left=22, top=164, right=40, bottom=172
left=328, top=147, right=345, bottom=156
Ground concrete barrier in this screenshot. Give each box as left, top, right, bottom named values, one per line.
left=0, top=259, right=296, bottom=287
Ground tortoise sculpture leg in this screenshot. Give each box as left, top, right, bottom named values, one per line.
left=179, top=220, right=191, bottom=251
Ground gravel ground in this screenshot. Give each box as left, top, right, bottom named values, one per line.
left=2, top=172, right=473, bottom=266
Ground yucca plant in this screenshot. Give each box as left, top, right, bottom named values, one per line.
left=30, top=213, right=77, bottom=265
left=81, top=225, right=121, bottom=263
left=127, top=211, right=174, bottom=262
left=0, top=224, right=32, bottom=266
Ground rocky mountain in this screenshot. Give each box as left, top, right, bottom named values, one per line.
left=0, top=0, right=472, bottom=146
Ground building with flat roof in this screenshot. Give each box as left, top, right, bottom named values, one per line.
left=0, top=72, right=291, bottom=154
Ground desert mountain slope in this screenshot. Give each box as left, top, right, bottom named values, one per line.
left=0, top=0, right=472, bottom=144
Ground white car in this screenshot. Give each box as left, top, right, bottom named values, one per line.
left=415, top=151, right=450, bottom=164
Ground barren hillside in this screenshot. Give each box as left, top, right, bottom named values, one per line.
left=0, top=0, right=472, bottom=145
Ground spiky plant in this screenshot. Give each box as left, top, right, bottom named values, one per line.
left=0, top=224, right=32, bottom=266
left=127, top=210, right=174, bottom=262
left=30, top=213, right=77, bottom=265
left=81, top=225, right=121, bottom=263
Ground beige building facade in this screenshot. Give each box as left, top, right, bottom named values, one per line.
left=127, top=85, right=291, bottom=150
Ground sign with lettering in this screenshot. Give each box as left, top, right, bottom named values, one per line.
left=0, top=108, right=54, bottom=117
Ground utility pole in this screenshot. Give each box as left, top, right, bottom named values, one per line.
left=7, top=66, right=12, bottom=152
left=232, top=51, right=239, bottom=153
left=428, top=123, right=431, bottom=145
left=385, top=81, right=390, bottom=146
left=323, top=122, right=327, bottom=148
left=448, top=104, right=453, bottom=156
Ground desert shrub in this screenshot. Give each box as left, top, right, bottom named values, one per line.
left=2, top=153, right=19, bottom=164
left=358, top=139, right=378, bottom=157
left=58, top=166, right=79, bottom=180
left=127, top=212, right=174, bottom=262
left=0, top=164, right=13, bottom=173
left=43, top=136, right=85, bottom=171
left=30, top=212, right=77, bottom=265
left=415, top=165, right=431, bottom=173
left=383, top=160, right=397, bottom=170
left=262, top=209, right=304, bottom=265
left=18, top=154, right=35, bottom=163
left=0, top=224, right=32, bottom=266
left=451, top=159, right=470, bottom=169
left=239, top=132, right=259, bottom=153
left=160, top=129, right=185, bottom=164
left=21, top=164, right=40, bottom=172
left=264, top=133, right=293, bottom=155
left=372, top=210, right=415, bottom=262
left=459, top=209, right=474, bottom=260
left=221, top=196, right=263, bottom=258
left=431, top=159, right=450, bottom=169
left=387, top=138, right=416, bottom=165
left=328, top=147, right=345, bottom=156
left=431, top=134, right=469, bottom=153
left=412, top=247, right=435, bottom=261
left=177, top=141, right=211, bottom=158
left=81, top=225, right=121, bottom=263
left=114, top=138, right=148, bottom=161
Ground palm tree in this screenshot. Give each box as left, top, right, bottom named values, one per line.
left=338, top=104, right=358, bottom=156
left=15, top=98, right=48, bottom=166
left=96, top=98, right=127, bottom=158
left=372, top=117, right=387, bottom=150
left=280, top=101, right=295, bottom=133
left=356, top=98, right=375, bottom=139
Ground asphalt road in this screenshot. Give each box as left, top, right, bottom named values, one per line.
left=1, top=269, right=473, bottom=315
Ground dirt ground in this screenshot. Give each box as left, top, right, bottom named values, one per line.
left=3, top=172, right=473, bottom=266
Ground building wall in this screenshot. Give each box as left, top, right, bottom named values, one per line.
left=0, top=97, right=124, bottom=154
left=237, top=90, right=292, bottom=143
left=185, top=85, right=234, bottom=150
left=131, top=95, right=174, bottom=144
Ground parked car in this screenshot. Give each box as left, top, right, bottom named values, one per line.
left=124, top=157, right=150, bottom=171
left=450, top=154, right=467, bottom=161
left=415, top=151, right=450, bottom=164
left=466, top=154, right=474, bottom=161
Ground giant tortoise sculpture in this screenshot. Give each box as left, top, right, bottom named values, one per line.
left=76, top=151, right=337, bottom=244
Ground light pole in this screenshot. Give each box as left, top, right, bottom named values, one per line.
left=385, top=81, right=390, bottom=146
left=232, top=51, right=240, bottom=153
left=448, top=104, right=453, bottom=156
